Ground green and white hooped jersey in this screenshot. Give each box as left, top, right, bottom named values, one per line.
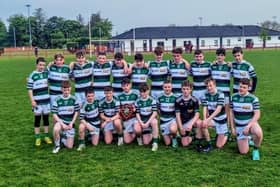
left=135, top=96, right=157, bottom=122
left=80, top=100, right=100, bottom=127
left=111, top=62, right=131, bottom=93
left=48, top=64, right=70, bottom=95
left=51, top=95, right=79, bottom=125
left=27, top=70, right=50, bottom=105
left=231, top=61, right=257, bottom=90
left=210, top=62, right=231, bottom=96
left=230, top=93, right=260, bottom=127
left=190, top=61, right=211, bottom=91
left=99, top=97, right=120, bottom=118
left=118, top=91, right=138, bottom=105
left=169, top=61, right=188, bottom=94
left=131, top=66, right=149, bottom=90
left=157, top=93, right=176, bottom=123
left=71, top=62, right=93, bottom=93
left=93, top=61, right=112, bottom=92
left=202, top=90, right=226, bottom=124
left=148, top=60, right=169, bottom=91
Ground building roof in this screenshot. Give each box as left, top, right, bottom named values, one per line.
left=112, top=25, right=280, bottom=40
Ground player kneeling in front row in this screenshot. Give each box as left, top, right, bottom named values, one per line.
left=77, top=87, right=101, bottom=151
left=99, top=86, right=123, bottom=146
left=201, top=78, right=228, bottom=152
left=175, top=80, right=202, bottom=148
left=52, top=81, right=80, bottom=153
left=27, top=57, right=52, bottom=146
left=230, top=78, right=263, bottom=160
left=134, top=83, right=159, bottom=151
left=157, top=80, right=178, bottom=148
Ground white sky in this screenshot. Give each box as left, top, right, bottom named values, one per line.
left=0, top=0, right=279, bottom=35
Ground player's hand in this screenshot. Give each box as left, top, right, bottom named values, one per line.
left=143, top=122, right=149, bottom=129
left=186, top=125, right=192, bottom=131
left=243, top=126, right=250, bottom=135
left=68, top=123, right=73, bottom=129
left=31, top=100, right=37, bottom=107
left=227, top=62, right=232, bottom=67
left=179, top=127, right=185, bottom=135
left=101, top=121, right=107, bottom=129
left=202, top=119, right=209, bottom=128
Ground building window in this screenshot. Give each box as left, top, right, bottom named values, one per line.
left=201, top=40, right=205, bottom=47
left=157, top=41, right=164, bottom=47
left=227, top=39, right=231, bottom=46
left=278, top=36, right=280, bottom=40
left=267, top=36, right=271, bottom=40
left=238, top=37, right=242, bottom=41
left=214, top=40, right=218, bottom=46
left=143, top=40, right=147, bottom=52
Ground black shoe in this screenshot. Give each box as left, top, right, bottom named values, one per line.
left=202, top=145, right=212, bottom=153
left=196, top=144, right=203, bottom=152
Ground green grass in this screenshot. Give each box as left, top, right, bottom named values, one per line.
left=0, top=50, right=280, bottom=186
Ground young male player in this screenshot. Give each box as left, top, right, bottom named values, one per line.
left=27, top=57, right=52, bottom=146
left=52, top=81, right=79, bottom=153
left=77, top=87, right=101, bottom=151
left=230, top=78, right=263, bottom=160
left=134, top=83, right=159, bottom=151
left=175, top=80, right=202, bottom=147
left=201, top=78, right=228, bottom=151
left=231, top=47, right=257, bottom=93
left=99, top=86, right=123, bottom=145
left=157, top=80, right=178, bottom=148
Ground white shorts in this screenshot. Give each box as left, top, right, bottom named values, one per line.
left=50, top=94, right=61, bottom=107
left=212, top=120, right=228, bottom=135
left=94, top=91, right=105, bottom=100
left=192, top=90, right=206, bottom=103
left=86, top=122, right=100, bottom=135
left=123, top=118, right=136, bottom=133
left=104, top=121, right=115, bottom=132
left=236, top=126, right=249, bottom=140
left=61, top=128, right=75, bottom=138
left=160, top=119, right=176, bottom=135
left=151, top=90, right=163, bottom=100
left=183, top=120, right=192, bottom=130
left=33, top=104, right=50, bottom=115
left=75, top=92, right=86, bottom=105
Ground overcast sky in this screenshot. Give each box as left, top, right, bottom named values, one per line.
left=0, top=0, right=279, bottom=35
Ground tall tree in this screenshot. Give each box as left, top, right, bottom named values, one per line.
left=32, top=8, right=47, bottom=48
left=76, top=14, right=84, bottom=25
left=89, top=12, right=113, bottom=39
left=7, top=14, right=29, bottom=46
left=0, top=19, right=8, bottom=46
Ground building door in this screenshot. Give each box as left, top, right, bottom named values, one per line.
left=149, top=39, right=152, bottom=52
left=172, top=39, right=176, bottom=48
left=143, top=40, right=147, bottom=52
left=130, top=40, right=135, bottom=54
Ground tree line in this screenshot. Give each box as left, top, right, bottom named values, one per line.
left=0, top=8, right=113, bottom=49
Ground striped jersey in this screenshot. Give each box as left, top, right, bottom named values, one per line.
left=111, top=62, right=131, bottom=93
left=51, top=95, right=80, bottom=125
left=175, top=95, right=199, bottom=124
left=27, top=70, right=50, bottom=105
left=71, top=62, right=93, bottom=93
left=93, top=61, right=112, bottom=92
left=157, top=93, right=177, bottom=123
left=80, top=100, right=100, bottom=127
left=230, top=93, right=260, bottom=127
left=118, top=91, right=138, bottom=105
left=231, top=60, right=257, bottom=91
left=48, top=64, right=70, bottom=95
left=148, top=60, right=169, bottom=91
left=131, top=66, right=149, bottom=90
left=169, top=61, right=188, bottom=94
left=210, top=62, right=231, bottom=97
left=99, top=97, right=120, bottom=117
left=190, top=61, right=211, bottom=91
left=202, top=90, right=226, bottom=124
left=135, top=96, right=157, bottom=122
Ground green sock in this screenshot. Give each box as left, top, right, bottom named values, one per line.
left=42, top=133, right=49, bottom=138
left=35, top=134, right=41, bottom=139
left=152, top=138, right=158, bottom=144
left=79, top=139, right=85, bottom=145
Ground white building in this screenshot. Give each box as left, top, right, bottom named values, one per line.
left=111, top=25, right=280, bottom=53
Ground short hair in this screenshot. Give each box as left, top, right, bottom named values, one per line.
left=135, top=53, right=143, bottom=61
left=121, top=78, right=131, bottom=85
left=85, top=87, right=95, bottom=96
left=139, top=83, right=150, bottom=92
left=163, top=80, right=172, bottom=85
left=61, top=80, right=71, bottom=88
left=36, top=57, right=46, bottom=64
left=98, top=51, right=106, bottom=56
left=172, top=47, right=183, bottom=54
left=181, top=80, right=193, bottom=89
left=154, top=46, right=164, bottom=55
left=239, top=78, right=251, bottom=86
left=216, top=48, right=226, bottom=56
left=104, top=86, right=113, bottom=92
left=76, top=50, right=86, bottom=58
left=54, top=53, right=64, bottom=60
left=232, top=47, right=243, bottom=54
left=204, top=77, right=216, bottom=85
left=194, top=49, right=203, bottom=55
left=114, top=52, right=123, bottom=60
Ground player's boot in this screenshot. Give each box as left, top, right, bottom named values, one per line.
left=35, top=138, right=41, bottom=146
left=117, top=137, right=124, bottom=146
left=77, top=144, right=86, bottom=151
left=44, top=137, right=52, bottom=144
left=252, top=149, right=260, bottom=160
left=152, top=143, right=158, bottom=152
left=52, top=146, right=60, bottom=154
left=172, top=138, right=178, bottom=148
left=137, top=137, right=143, bottom=146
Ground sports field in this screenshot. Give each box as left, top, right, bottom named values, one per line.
left=0, top=50, right=279, bottom=186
